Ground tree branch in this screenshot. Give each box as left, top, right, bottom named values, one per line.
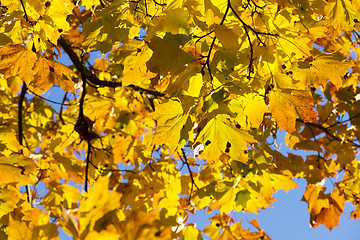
left=18, top=84, right=27, bottom=146
left=297, top=119, right=360, bottom=148
left=57, top=36, right=165, bottom=97
left=18, top=83, right=32, bottom=206
left=85, top=137, right=91, bottom=192
left=199, top=4, right=230, bottom=81
left=20, top=0, right=33, bottom=25
left=59, top=92, right=68, bottom=125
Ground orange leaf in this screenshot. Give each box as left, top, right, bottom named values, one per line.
left=313, top=188, right=345, bottom=230
left=250, top=219, right=261, bottom=231
left=32, top=56, right=77, bottom=92
left=269, top=89, right=317, bottom=132
left=301, top=184, right=329, bottom=216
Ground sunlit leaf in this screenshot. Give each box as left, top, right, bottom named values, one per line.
left=152, top=99, right=192, bottom=152
left=0, top=44, right=37, bottom=84
left=196, top=114, right=256, bottom=162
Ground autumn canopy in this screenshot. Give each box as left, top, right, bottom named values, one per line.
left=0, top=0, right=360, bottom=238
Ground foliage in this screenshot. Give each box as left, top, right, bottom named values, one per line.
left=0, top=0, right=360, bottom=238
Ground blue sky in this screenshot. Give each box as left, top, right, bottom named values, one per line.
left=257, top=180, right=360, bottom=240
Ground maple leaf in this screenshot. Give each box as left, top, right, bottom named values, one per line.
left=313, top=188, right=345, bottom=230
left=7, top=216, right=32, bottom=240
left=152, top=99, right=193, bottom=152
left=325, top=0, right=359, bottom=31
left=32, top=56, right=77, bottom=92
left=269, top=89, right=317, bottom=132
left=0, top=44, right=37, bottom=84
left=310, top=51, right=354, bottom=88
left=196, top=114, right=257, bottom=163
left=0, top=185, right=21, bottom=219
left=79, top=176, right=122, bottom=238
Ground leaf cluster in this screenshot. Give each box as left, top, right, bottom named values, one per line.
left=0, top=0, right=360, bottom=239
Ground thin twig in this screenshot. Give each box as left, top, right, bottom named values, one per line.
left=297, top=119, right=360, bottom=148
left=153, top=0, right=166, bottom=6
left=28, top=89, right=75, bottom=106
left=327, top=113, right=360, bottom=129
left=59, top=92, right=68, bottom=125
left=180, top=148, right=199, bottom=204
left=200, top=4, right=230, bottom=81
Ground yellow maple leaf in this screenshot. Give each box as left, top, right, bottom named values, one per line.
left=269, top=173, right=298, bottom=192
left=302, top=184, right=329, bottom=216
left=196, top=114, right=257, bottom=163
left=7, top=215, right=32, bottom=240
left=8, top=208, right=58, bottom=240
left=152, top=100, right=192, bottom=153
left=45, top=0, right=74, bottom=31
left=183, top=226, right=201, bottom=240
left=0, top=155, right=37, bottom=186
left=325, top=0, right=359, bottom=31
left=81, top=0, right=101, bottom=10
left=0, top=185, right=21, bottom=219
left=79, top=176, right=122, bottom=237
left=230, top=93, right=269, bottom=129
left=0, top=44, right=37, bottom=84
left=310, top=51, right=354, bottom=88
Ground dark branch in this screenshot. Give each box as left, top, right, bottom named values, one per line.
left=59, top=92, right=68, bottom=125
left=18, top=84, right=27, bottom=146
left=77, top=77, right=91, bottom=192
left=18, top=83, right=32, bottom=206
left=297, top=119, right=360, bottom=148
left=85, top=136, right=91, bottom=192
left=20, top=0, right=33, bottom=25
left=57, top=36, right=165, bottom=97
